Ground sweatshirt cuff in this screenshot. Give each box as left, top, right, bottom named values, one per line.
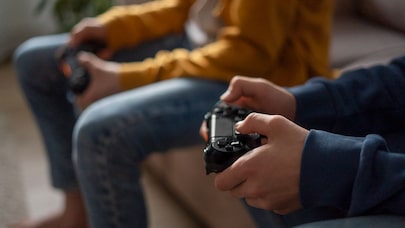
left=300, top=130, right=362, bottom=210
left=288, top=78, right=337, bottom=131
left=119, top=62, right=157, bottom=90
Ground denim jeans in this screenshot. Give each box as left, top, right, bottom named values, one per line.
left=14, top=33, right=229, bottom=227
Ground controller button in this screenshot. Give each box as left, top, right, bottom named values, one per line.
left=231, top=141, right=242, bottom=148
left=238, top=109, right=246, bottom=114
left=237, top=109, right=249, bottom=117
left=223, top=106, right=234, bottom=117
left=234, top=117, right=243, bottom=122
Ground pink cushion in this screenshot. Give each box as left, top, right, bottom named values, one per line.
left=359, top=0, right=405, bottom=33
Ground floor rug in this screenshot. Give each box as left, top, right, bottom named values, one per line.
left=0, top=114, right=27, bottom=227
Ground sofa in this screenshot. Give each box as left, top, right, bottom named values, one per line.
left=331, top=0, right=405, bottom=70
left=143, top=0, right=405, bottom=227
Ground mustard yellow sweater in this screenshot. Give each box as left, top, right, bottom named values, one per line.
left=97, top=0, right=333, bottom=90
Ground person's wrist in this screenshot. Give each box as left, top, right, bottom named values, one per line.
left=285, top=92, right=296, bottom=121
left=270, top=89, right=296, bottom=121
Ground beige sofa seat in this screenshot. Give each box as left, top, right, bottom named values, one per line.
left=145, top=146, right=256, bottom=227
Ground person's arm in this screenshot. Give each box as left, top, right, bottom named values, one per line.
left=290, top=56, right=405, bottom=136
left=301, top=129, right=405, bottom=216
left=112, top=0, right=333, bottom=90
left=212, top=112, right=405, bottom=216
left=96, top=0, right=194, bottom=50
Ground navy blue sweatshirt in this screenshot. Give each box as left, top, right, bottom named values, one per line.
left=288, top=56, right=405, bottom=216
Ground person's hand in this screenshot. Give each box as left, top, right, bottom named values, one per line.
left=69, top=18, right=108, bottom=48
left=200, top=75, right=297, bottom=142
left=75, top=52, right=122, bottom=110
left=214, top=113, right=308, bottom=214
left=221, top=76, right=296, bottom=121
left=200, top=121, right=208, bottom=142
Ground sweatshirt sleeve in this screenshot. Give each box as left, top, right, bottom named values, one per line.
left=102, top=0, right=332, bottom=90
left=289, top=56, right=405, bottom=136
left=97, top=0, right=194, bottom=50
left=300, top=130, right=405, bottom=216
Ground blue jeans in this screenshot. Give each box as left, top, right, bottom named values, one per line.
left=14, top=33, right=229, bottom=227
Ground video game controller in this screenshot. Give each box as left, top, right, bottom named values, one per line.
left=58, top=41, right=106, bottom=95
left=203, top=102, right=262, bottom=174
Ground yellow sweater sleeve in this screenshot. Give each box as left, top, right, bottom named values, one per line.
left=100, top=0, right=333, bottom=90
left=97, top=0, right=195, bottom=50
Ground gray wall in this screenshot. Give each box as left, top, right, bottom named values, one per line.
left=0, top=0, right=58, bottom=62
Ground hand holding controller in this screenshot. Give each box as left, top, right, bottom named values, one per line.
left=203, top=102, right=262, bottom=174
left=58, top=41, right=106, bottom=95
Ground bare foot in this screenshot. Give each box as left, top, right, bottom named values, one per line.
left=8, top=211, right=62, bottom=228
left=9, top=190, right=88, bottom=228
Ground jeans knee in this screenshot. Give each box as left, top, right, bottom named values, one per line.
left=14, top=38, right=48, bottom=70
left=73, top=103, right=140, bottom=170
left=73, top=106, right=105, bottom=162
left=14, top=35, right=67, bottom=86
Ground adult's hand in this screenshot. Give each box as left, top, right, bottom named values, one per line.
left=214, top=113, right=308, bottom=214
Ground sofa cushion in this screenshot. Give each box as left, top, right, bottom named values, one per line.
left=358, top=0, right=405, bottom=33
left=330, top=16, right=405, bottom=68
left=144, top=146, right=256, bottom=228
left=340, top=45, right=405, bottom=73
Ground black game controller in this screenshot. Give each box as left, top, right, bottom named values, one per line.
left=58, top=41, right=106, bottom=95
left=203, top=102, right=262, bottom=174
